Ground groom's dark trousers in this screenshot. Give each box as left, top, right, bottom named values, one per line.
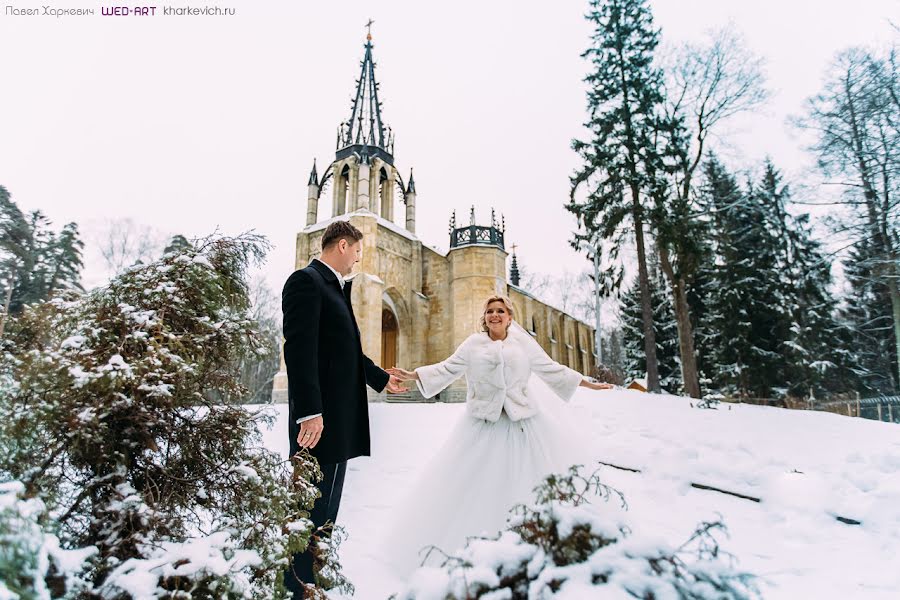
left=284, top=461, right=346, bottom=593
left=281, top=259, right=389, bottom=598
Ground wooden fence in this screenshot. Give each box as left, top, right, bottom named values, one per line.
left=726, top=395, right=900, bottom=423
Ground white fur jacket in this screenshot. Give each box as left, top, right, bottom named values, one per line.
left=414, top=325, right=584, bottom=422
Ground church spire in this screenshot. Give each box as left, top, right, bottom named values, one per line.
left=336, top=22, right=394, bottom=165
left=510, top=244, right=521, bottom=286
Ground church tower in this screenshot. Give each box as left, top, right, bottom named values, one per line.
left=271, top=29, right=596, bottom=405
left=304, top=29, right=416, bottom=229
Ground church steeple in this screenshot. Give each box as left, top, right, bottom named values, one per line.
left=308, top=24, right=418, bottom=227
left=509, top=245, right=521, bottom=286
left=336, top=25, right=394, bottom=166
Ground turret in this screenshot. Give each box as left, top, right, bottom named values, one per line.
left=404, top=168, right=417, bottom=233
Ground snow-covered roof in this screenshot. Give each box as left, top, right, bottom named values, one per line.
left=302, top=209, right=420, bottom=243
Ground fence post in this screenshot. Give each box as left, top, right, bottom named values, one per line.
left=877, top=404, right=883, bottom=421
left=889, top=404, right=894, bottom=423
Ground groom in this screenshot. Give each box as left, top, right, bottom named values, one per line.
left=281, top=220, right=406, bottom=597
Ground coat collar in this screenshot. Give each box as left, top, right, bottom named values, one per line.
left=310, top=260, right=342, bottom=298
left=310, top=258, right=341, bottom=284
left=310, top=259, right=355, bottom=304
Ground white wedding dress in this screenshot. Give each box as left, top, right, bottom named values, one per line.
left=383, top=323, right=594, bottom=576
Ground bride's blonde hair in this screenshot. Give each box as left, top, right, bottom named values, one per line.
left=479, top=295, right=515, bottom=332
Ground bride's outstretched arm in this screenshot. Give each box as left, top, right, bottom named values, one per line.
left=389, top=337, right=473, bottom=399
left=579, top=378, right=614, bottom=390
left=527, top=349, right=584, bottom=402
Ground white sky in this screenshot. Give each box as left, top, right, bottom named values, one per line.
left=1, top=0, right=898, bottom=295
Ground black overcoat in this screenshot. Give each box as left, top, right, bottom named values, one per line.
left=282, top=259, right=389, bottom=464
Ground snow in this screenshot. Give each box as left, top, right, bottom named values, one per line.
left=59, top=335, right=87, bottom=350
left=257, top=387, right=900, bottom=599
left=302, top=209, right=421, bottom=244
left=0, top=482, right=98, bottom=599
left=138, top=383, right=173, bottom=397
left=68, top=365, right=97, bottom=388
left=102, top=531, right=262, bottom=598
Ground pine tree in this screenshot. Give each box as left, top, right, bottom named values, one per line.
left=703, top=158, right=785, bottom=398
left=0, top=186, right=83, bottom=318
left=620, top=256, right=680, bottom=393
left=569, top=0, right=665, bottom=393
left=753, top=161, right=850, bottom=399
left=163, top=233, right=193, bottom=256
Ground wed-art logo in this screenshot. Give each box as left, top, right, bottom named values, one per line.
left=100, top=6, right=157, bottom=16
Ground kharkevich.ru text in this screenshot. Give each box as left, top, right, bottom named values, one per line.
left=162, top=5, right=235, bottom=15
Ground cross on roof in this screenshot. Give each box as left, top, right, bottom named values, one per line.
left=511, top=243, right=518, bottom=254
left=365, top=18, right=374, bottom=39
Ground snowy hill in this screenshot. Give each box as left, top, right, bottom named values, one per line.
left=259, top=388, right=900, bottom=599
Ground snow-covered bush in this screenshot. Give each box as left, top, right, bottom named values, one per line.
left=0, top=481, right=95, bottom=599
left=395, top=466, right=760, bottom=599
left=0, top=235, right=338, bottom=598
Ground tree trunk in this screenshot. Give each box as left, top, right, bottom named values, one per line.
left=658, top=247, right=701, bottom=398
left=631, top=191, right=661, bottom=393
left=844, top=73, right=900, bottom=389
left=887, top=274, right=900, bottom=390
left=0, top=271, right=14, bottom=339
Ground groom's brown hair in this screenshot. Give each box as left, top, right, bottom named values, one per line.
left=321, top=220, right=363, bottom=250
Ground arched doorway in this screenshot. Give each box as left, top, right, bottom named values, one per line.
left=382, top=307, right=398, bottom=369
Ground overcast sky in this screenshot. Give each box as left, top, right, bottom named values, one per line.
left=1, top=0, right=898, bottom=297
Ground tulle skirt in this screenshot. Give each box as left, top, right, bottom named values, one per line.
left=382, top=383, right=592, bottom=576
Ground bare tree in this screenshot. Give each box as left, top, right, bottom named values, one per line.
left=796, top=46, right=900, bottom=385
left=95, top=218, right=164, bottom=275
left=653, top=27, right=769, bottom=398
left=520, top=268, right=597, bottom=324
left=239, top=276, right=282, bottom=403
left=519, top=267, right=554, bottom=299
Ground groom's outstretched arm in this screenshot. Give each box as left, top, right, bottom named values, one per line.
left=362, top=354, right=390, bottom=393
left=282, top=270, right=322, bottom=419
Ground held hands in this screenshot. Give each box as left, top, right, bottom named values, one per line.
left=385, top=373, right=409, bottom=394
left=297, top=415, right=324, bottom=449
left=580, top=378, right=615, bottom=391
left=387, top=367, right=418, bottom=382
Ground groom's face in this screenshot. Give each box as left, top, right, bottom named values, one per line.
left=337, top=239, right=362, bottom=276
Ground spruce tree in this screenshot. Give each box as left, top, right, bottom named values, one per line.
left=704, top=158, right=784, bottom=398
left=0, top=187, right=83, bottom=317
left=620, top=256, right=680, bottom=393
left=753, top=161, right=850, bottom=399
left=569, top=0, right=665, bottom=392
left=163, top=233, right=193, bottom=256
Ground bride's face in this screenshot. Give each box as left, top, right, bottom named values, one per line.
left=484, top=301, right=512, bottom=334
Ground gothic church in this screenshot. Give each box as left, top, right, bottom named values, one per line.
left=272, top=33, right=596, bottom=402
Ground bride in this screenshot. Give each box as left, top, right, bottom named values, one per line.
left=384, top=294, right=612, bottom=575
